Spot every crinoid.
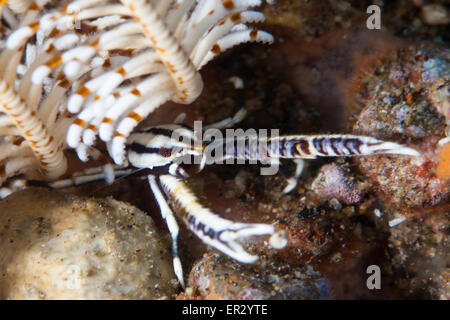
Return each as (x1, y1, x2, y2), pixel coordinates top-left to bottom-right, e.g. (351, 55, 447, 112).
(0, 0, 421, 288)
(2, 0, 273, 165)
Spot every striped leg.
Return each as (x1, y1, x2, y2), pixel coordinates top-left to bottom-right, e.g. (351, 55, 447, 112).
(268, 135, 420, 159)
(148, 175, 185, 288)
(208, 134, 420, 163)
(282, 159, 305, 194)
(26, 167, 136, 189)
(202, 134, 420, 193)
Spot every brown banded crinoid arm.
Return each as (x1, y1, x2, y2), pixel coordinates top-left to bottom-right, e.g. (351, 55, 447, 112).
(0, 77, 67, 186)
(0, 1, 86, 188)
(0, 0, 50, 14)
(4, 0, 274, 167)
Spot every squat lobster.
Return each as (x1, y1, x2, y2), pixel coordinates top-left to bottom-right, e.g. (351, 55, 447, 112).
(32, 107, 420, 287)
(0, 0, 421, 289)
(127, 111, 419, 287)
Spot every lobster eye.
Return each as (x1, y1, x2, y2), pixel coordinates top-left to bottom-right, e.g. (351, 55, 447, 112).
(158, 147, 172, 158)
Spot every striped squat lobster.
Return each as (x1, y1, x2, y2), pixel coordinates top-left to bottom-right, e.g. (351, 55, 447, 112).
(41, 107, 419, 287)
(0, 0, 420, 287)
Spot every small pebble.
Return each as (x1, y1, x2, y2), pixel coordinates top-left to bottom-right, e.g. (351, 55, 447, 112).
(421, 4, 450, 25)
(0, 188, 177, 299)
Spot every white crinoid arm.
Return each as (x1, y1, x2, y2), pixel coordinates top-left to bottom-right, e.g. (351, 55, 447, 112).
(106, 0, 273, 164)
(183, 0, 274, 69)
(2, 0, 52, 14)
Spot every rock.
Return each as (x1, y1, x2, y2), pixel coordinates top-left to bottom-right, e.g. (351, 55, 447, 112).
(310, 162, 368, 206)
(183, 252, 331, 300)
(0, 188, 178, 299)
(353, 44, 449, 208)
(387, 205, 449, 299)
